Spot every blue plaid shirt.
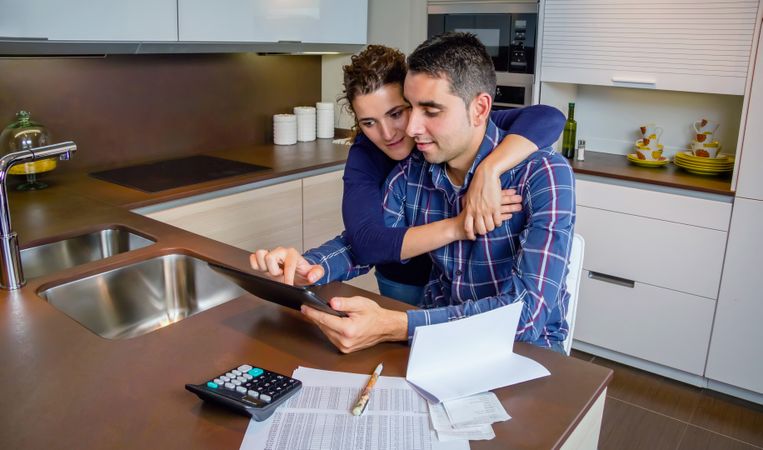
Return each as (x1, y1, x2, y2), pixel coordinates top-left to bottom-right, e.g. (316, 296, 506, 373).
(304, 119, 576, 348)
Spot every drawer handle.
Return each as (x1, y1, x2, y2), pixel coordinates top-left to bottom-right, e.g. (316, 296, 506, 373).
(588, 271, 635, 288)
(611, 76, 656, 86)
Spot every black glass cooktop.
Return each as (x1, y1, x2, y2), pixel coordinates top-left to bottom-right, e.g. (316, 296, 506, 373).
(90, 155, 270, 193)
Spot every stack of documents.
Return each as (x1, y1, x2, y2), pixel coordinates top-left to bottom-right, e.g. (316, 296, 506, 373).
(240, 367, 469, 450)
(429, 392, 510, 442)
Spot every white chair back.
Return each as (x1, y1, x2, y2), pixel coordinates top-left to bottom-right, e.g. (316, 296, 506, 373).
(563, 234, 585, 355)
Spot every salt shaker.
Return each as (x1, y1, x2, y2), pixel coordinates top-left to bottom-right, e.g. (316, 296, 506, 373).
(576, 139, 586, 161)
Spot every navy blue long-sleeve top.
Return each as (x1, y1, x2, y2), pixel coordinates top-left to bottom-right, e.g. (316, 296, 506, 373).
(340, 104, 566, 286)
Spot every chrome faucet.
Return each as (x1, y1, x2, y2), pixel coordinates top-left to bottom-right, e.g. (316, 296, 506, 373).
(0, 142, 77, 290)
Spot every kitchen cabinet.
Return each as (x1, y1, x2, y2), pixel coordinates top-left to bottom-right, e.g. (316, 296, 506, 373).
(145, 180, 304, 253)
(735, 24, 763, 200)
(303, 171, 345, 251)
(145, 170, 380, 294)
(573, 177, 732, 375)
(704, 27, 763, 397)
(0, 0, 177, 41)
(302, 171, 379, 294)
(540, 0, 760, 95)
(178, 0, 367, 44)
(705, 198, 763, 395)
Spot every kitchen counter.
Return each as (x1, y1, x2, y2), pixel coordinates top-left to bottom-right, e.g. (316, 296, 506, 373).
(570, 150, 734, 196)
(21, 139, 352, 211)
(1, 141, 611, 449)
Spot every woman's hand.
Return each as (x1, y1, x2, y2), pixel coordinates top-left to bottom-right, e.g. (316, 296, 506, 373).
(462, 163, 523, 240)
(250, 247, 324, 286)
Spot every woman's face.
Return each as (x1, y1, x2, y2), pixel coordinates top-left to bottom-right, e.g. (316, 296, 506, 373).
(352, 83, 415, 161)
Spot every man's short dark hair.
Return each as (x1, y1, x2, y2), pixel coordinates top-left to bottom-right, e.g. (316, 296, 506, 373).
(407, 32, 496, 108)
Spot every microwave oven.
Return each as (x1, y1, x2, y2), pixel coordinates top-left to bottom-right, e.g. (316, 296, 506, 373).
(427, 1, 538, 108)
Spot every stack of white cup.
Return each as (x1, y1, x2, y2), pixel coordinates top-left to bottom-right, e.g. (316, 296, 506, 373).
(273, 114, 297, 145)
(316, 102, 335, 139)
(294, 106, 317, 142)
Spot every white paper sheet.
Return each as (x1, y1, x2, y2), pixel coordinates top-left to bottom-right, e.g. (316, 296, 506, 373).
(240, 367, 469, 450)
(406, 302, 550, 403)
(428, 402, 495, 442)
(442, 392, 511, 428)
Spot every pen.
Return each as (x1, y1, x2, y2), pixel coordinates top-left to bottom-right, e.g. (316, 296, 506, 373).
(352, 362, 383, 416)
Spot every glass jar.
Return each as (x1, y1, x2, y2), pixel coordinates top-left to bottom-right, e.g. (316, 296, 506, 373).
(0, 111, 56, 190)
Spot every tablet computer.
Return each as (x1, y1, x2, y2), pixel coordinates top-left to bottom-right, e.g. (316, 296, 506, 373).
(208, 262, 347, 318)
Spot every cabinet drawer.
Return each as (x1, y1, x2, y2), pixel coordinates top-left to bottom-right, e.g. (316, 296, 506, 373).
(147, 180, 303, 252)
(576, 178, 731, 231)
(576, 205, 726, 298)
(575, 269, 715, 375)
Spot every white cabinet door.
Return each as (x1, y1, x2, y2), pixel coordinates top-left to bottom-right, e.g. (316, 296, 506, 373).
(540, 0, 759, 95)
(0, 0, 177, 41)
(576, 269, 715, 375)
(178, 0, 367, 44)
(147, 181, 304, 253)
(303, 171, 344, 251)
(736, 26, 763, 201)
(705, 198, 763, 394)
(302, 170, 379, 295)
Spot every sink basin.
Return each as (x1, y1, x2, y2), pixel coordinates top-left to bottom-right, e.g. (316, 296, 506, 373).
(21, 226, 155, 279)
(37, 254, 246, 339)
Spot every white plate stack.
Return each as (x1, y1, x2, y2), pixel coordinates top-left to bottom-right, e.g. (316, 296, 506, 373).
(273, 114, 297, 145)
(294, 106, 316, 142)
(316, 102, 335, 139)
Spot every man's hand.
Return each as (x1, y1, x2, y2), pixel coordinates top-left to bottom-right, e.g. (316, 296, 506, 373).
(300, 296, 408, 353)
(250, 247, 324, 286)
(461, 179, 523, 240)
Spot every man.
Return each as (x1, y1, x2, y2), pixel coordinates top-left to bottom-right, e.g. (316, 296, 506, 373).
(253, 32, 575, 354)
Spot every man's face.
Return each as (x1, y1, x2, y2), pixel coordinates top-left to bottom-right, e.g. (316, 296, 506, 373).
(403, 72, 476, 166)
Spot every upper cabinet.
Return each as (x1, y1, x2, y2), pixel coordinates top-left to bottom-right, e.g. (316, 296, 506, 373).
(0, 0, 367, 54)
(0, 0, 177, 41)
(736, 23, 763, 200)
(540, 0, 760, 95)
(178, 0, 368, 44)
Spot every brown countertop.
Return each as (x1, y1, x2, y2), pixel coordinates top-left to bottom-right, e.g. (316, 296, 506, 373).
(570, 150, 734, 196)
(20, 139, 351, 211)
(0, 141, 611, 449)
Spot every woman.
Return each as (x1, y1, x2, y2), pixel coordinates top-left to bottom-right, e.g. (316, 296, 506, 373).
(253, 45, 565, 304)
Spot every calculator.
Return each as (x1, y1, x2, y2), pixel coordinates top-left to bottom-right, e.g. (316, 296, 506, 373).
(185, 364, 302, 421)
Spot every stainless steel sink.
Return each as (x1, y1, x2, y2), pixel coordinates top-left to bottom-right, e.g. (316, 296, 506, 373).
(21, 227, 155, 279)
(37, 254, 246, 339)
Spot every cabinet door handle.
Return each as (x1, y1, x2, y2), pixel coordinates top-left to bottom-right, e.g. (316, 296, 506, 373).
(588, 271, 635, 288)
(0, 36, 49, 40)
(611, 76, 656, 86)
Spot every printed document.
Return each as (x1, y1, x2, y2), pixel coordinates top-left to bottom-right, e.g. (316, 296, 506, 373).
(406, 302, 550, 403)
(240, 367, 468, 450)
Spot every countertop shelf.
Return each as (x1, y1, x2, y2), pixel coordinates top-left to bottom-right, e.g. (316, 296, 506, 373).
(570, 151, 734, 196)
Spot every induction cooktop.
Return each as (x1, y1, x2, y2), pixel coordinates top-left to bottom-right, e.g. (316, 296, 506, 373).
(90, 155, 270, 193)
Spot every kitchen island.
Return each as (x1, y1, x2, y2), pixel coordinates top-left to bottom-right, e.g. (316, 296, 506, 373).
(0, 141, 611, 449)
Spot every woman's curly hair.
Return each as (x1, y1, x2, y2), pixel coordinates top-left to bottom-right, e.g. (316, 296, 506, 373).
(340, 45, 407, 129)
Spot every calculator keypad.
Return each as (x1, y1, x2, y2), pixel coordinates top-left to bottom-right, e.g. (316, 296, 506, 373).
(204, 365, 300, 406)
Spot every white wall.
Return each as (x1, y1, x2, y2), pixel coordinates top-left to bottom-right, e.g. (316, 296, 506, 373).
(321, 0, 427, 129)
(540, 82, 744, 158)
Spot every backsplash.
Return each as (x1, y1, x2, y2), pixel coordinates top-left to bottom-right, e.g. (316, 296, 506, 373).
(0, 53, 322, 172)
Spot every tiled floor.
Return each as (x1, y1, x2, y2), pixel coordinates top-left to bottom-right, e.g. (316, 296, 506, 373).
(570, 349, 763, 450)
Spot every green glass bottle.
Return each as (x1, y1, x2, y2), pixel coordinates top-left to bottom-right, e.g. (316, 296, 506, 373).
(561, 103, 577, 159)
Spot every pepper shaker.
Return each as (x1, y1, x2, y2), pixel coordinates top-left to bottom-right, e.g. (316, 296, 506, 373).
(576, 139, 586, 161)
